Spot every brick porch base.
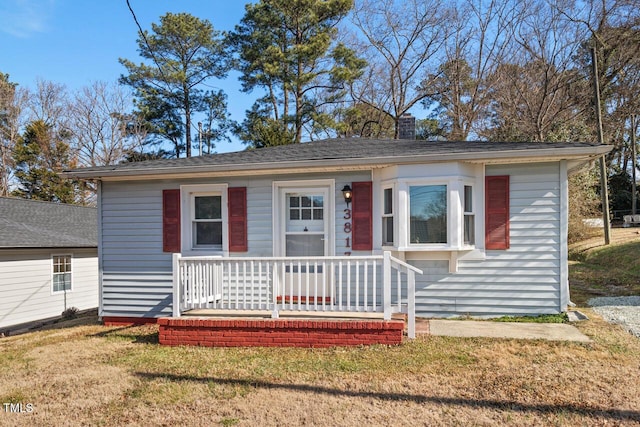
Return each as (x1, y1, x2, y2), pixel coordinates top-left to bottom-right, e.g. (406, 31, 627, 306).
(158, 317, 405, 348)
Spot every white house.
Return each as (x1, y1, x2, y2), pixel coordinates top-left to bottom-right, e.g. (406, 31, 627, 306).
(0, 197, 98, 334)
(65, 138, 611, 325)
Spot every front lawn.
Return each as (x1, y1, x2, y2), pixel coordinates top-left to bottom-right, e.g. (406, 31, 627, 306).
(1, 315, 639, 426)
(569, 228, 640, 306)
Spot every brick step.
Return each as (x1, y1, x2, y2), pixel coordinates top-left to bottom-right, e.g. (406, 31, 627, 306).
(158, 317, 405, 348)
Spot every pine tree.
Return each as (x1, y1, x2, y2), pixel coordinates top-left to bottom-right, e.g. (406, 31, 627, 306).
(12, 120, 76, 203)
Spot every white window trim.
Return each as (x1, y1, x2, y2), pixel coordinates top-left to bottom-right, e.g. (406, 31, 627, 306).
(381, 184, 396, 248)
(272, 179, 335, 257)
(462, 181, 476, 249)
(180, 184, 229, 256)
(51, 254, 73, 295)
(399, 179, 453, 251)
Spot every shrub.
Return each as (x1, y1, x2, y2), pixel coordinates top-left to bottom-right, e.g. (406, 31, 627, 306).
(61, 307, 79, 320)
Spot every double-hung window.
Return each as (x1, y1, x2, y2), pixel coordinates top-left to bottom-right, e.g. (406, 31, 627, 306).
(192, 193, 223, 250)
(382, 187, 394, 246)
(52, 255, 72, 293)
(463, 185, 475, 245)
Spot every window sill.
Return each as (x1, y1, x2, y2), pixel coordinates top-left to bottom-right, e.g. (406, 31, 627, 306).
(397, 245, 454, 252)
(181, 249, 226, 257)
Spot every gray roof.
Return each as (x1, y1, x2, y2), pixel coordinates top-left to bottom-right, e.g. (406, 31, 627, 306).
(0, 197, 97, 249)
(64, 138, 612, 179)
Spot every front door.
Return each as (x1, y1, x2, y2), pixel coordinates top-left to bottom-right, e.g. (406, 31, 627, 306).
(285, 191, 326, 257)
(277, 186, 332, 302)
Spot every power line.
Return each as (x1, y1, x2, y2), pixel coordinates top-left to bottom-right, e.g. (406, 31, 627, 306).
(125, 0, 169, 83)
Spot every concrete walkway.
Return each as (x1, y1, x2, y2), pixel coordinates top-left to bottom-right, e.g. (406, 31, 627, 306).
(416, 319, 591, 342)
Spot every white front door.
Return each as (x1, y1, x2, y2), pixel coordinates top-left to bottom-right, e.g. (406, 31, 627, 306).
(276, 185, 333, 301)
(285, 191, 326, 257)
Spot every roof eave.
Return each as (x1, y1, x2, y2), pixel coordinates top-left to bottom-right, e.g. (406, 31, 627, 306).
(63, 145, 613, 181)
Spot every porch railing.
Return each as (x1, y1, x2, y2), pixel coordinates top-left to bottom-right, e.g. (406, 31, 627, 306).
(172, 252, 422, 338)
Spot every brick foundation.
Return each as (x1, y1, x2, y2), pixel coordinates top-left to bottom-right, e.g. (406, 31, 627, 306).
(102, 316, 158, 326)
(158, 317, 405, 348)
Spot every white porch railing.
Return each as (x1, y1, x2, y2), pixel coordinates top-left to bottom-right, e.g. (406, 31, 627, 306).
(172, 252, 422, 338)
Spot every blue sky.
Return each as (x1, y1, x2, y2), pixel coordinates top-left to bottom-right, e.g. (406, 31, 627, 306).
(0, 0, 252, 153)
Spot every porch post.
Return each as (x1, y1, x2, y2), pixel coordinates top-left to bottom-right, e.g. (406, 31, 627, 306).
(407, 270, 416, 339)
(271, 261, 279, 319)
(172, 253, 181, 318)
(383, 251, 391, 320)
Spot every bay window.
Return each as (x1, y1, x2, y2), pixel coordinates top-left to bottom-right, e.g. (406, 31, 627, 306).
(409, 185, 447, 244)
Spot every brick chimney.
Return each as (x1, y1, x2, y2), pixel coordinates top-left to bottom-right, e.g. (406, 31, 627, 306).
(398, 113, 416, 140)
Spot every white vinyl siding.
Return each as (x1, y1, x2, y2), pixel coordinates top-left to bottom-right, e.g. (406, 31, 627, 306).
(99, 172, 371, 318)
(0, 249, 98, 330)
(408, 163, 563, 317)
(98, 161, 566, 319)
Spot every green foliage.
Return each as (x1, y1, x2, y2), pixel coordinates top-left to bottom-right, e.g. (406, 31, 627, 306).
(568, 169, 602, 243)
(569, 237, 640, 305)
(415, 118, 446, 140)
(231, 0, 363, 146)
(61, 307, 79, 320)
(331, 103, 395, 138)
(11, 120, 77, 203)
(0, 72, 18, 196)
(492, 313, 569, 323)
(0, 72, 16, 125)
(424, 58, 478, 140)
(608, 166, 635, 213)
(235, 103, 296, 148)
(120, 13, 232, 158)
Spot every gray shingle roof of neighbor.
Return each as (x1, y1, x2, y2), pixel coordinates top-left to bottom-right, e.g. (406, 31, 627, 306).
(0, 197, 97, 248)
(64, 138, 612, 179)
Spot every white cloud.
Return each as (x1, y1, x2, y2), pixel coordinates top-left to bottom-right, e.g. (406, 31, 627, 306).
(0, 0, 55, 38)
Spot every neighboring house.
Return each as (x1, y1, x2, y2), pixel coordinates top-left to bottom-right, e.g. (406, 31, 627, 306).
(0, 197, 98, 333)
(65, 138, 611, 322)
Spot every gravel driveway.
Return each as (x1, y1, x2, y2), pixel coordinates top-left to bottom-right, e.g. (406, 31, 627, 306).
(588, 296, 640, 338)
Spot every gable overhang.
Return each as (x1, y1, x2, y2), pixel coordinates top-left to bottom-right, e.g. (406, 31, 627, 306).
(63, 145, 612, 182)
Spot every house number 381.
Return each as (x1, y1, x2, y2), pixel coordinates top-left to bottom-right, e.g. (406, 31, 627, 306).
(344, 208, 352, 256)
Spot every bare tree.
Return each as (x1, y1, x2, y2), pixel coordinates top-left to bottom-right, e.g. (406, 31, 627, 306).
(423, 0, 519, 140)
(68, 81, 145, 167)
(553, 0, 640, 155)
(348, 0, 449, 138)
(27, 79, 68, 128)
(484, 0, 591, 142)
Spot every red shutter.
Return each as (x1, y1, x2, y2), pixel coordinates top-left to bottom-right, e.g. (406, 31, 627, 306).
(162, 189, 181, 253)
(228, 187, 248, 252)
(485, 176, 510, 250)
(352, 181, 373, 251)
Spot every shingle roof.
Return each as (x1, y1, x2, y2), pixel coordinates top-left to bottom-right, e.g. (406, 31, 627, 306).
(65, 138, 612, 179)
(0, 197, 97, 248)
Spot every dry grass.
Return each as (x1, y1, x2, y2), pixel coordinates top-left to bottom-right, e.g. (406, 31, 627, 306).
(2, 230, 639, 425)
(1, 316, 639, 426)
(569, 228, 640, 306)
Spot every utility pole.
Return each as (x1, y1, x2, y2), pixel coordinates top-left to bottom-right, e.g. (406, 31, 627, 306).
(591, 47, 611, 245)
(198, 122, 203, 157)
(632, 114, 637, 215)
